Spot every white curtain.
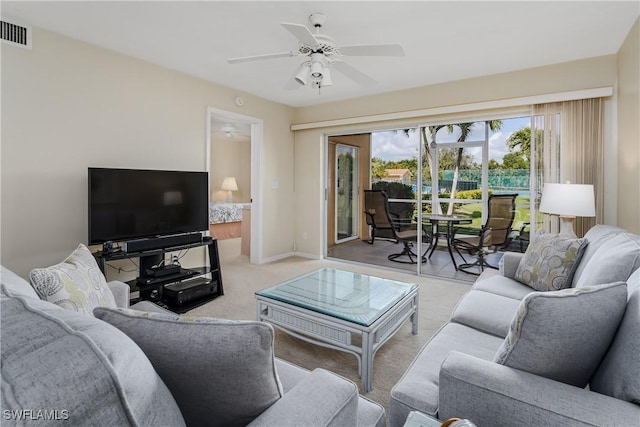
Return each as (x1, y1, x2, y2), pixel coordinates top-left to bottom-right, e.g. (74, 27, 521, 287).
(531, 103, 561, 235)
(532, 98, 604, 237)
(561, 98, 604, 236)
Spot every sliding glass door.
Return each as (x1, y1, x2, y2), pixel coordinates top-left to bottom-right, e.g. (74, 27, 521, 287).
(326, 114, 536, 279)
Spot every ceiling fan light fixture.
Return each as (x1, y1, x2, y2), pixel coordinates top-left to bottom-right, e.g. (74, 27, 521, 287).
(294, 62, 311, 86)
(310, 61, 323, 81)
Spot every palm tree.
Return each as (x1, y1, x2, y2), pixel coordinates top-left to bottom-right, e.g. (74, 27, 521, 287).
(506, 127, 532, 164)
(421, 121, 502, 214)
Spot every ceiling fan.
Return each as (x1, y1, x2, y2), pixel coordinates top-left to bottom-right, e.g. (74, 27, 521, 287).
(227, 13, 405, 91)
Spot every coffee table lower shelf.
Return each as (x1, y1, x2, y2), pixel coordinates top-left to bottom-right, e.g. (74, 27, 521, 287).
(256, 289, 418, 392)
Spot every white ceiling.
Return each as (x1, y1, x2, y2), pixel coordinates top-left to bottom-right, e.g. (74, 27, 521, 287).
(2, 1, 638, 107)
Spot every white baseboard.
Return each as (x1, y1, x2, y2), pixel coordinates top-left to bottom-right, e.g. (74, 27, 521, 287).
(292, 251, 323, 260)
(257, 251, 322, 264)
(258, 252, 296, 264)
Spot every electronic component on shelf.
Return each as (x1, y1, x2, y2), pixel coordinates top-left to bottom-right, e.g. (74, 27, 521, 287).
(145, 264, 181, 277)
(164, 279, 219, 306)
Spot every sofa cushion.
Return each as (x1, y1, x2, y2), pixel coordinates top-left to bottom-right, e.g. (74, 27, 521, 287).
(247, 368, 359, 427)
(514, 232, 587, 291)
(29, 244, 117, 315)
(572, 225, 627, 285)
(274, 359, 385, 427)
(94, 307, 283, 427)
(450, 290, 522, 337)
(390, 322, 504, 423)
(590, 289, 640, 405)
(493, 282, 627, 388)
(472, 270, 533, 301)
(1, 265, 39, 299)
(573, 232, 640, 288)
(0, 285, 185, 426)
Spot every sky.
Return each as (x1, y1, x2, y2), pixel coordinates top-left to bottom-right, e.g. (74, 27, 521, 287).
(371, 116, 530, 164)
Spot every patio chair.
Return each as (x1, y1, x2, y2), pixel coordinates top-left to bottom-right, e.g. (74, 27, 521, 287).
(452, 193, 518, 274)
(363, 189, 397, 244)
(516, 222, 531, 252)
(364, 190, 427, 264)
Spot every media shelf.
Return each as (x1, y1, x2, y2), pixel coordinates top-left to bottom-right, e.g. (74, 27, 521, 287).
(94, 238, 223, 314)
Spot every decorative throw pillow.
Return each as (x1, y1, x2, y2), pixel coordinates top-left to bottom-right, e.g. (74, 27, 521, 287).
(1, 285, 185, 426)
(514, 232, 588, 291)
(93, 307, 283, 427)
(493, 282, 627, 388)
(29, 244, 117, 315)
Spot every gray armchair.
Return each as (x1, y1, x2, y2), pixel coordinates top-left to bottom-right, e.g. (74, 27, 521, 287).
(2, 266, 386, 427)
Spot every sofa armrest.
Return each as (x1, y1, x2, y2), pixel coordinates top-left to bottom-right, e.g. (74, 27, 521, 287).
(439, 351, 640, 427)
(500, 252, 524, 279)
(107, 280, 130, 308)
(248, 368, 358, 427)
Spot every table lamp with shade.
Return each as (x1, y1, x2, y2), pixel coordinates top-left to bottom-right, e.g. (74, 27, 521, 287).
(539, 182, 595, 237)
(221, 177, 238, 203)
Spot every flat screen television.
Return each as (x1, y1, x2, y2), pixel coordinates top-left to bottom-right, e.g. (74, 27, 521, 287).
(88, 168, 209, 245)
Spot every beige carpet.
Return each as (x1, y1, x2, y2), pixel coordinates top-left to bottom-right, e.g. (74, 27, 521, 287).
(188, 240, 472, 418)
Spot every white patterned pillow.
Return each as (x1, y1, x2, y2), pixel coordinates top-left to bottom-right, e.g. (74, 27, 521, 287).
(494, 282, 627, 387)
(29, 244, 117, 315)
(514, 232, 587, 291)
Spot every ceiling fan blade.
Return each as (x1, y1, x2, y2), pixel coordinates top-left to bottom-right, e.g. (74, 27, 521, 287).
(281, 22, 319, 48)
(333, 61, 377, 88)
(339, 44, 405, 57)
(228, 52, 293, 64)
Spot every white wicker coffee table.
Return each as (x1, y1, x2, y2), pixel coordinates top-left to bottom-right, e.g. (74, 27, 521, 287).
(255, 268, 419, 392)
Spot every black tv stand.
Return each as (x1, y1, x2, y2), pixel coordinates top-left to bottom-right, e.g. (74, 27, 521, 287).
(94, 238, 223, 314)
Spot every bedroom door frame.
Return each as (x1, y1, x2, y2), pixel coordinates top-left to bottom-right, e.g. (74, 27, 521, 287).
(206, 106, 263, 264)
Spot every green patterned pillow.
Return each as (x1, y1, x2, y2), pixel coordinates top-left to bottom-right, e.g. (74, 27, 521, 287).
(29, 244, 117, 315)
(514, 232, 588, 291)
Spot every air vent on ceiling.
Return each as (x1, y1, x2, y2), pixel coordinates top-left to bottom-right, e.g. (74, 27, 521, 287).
(1, 19, 32, 49)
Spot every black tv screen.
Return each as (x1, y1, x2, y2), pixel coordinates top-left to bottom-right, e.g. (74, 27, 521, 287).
(88, 168, 209, 244)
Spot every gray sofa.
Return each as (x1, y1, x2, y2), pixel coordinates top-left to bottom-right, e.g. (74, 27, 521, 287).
(1, 266, 385, 427)
(390, 225, 640, 427)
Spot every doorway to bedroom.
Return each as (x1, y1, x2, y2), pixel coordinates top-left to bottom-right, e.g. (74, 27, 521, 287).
(207, 107, 263, 263)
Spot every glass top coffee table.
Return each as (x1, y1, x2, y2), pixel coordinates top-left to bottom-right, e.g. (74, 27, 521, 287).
(255, 268, 419, 392)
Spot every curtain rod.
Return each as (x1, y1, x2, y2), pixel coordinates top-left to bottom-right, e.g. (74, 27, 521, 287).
(290, 86, 614, 131)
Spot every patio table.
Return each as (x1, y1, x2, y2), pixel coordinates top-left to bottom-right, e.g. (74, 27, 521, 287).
(423, 215, 472, 270)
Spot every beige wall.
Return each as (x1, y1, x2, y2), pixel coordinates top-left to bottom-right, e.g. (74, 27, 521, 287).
(617, 18, 640, 234)
(1, 28, 295, 277)
(210, 133, 251, 203)
(294, 56, 617, 125)
(293, 56, 621, 257)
